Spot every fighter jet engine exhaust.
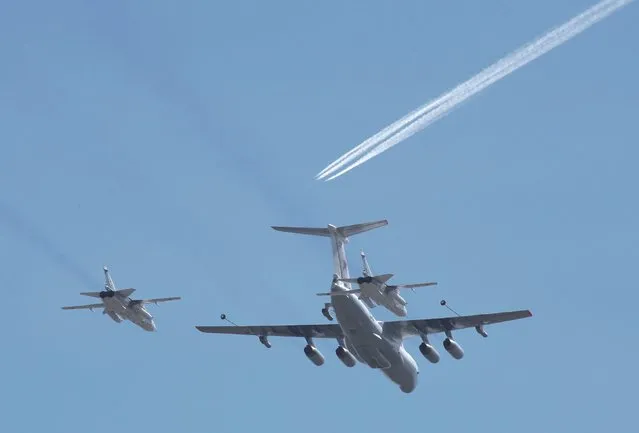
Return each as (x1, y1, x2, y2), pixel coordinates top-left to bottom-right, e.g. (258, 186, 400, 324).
(316, 0, 635, 181)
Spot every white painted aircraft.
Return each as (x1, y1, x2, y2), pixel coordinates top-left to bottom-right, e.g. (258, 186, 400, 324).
(317, 249, 437, 318)
(61, 266, 181, 332)
(196, 220, 532, 393)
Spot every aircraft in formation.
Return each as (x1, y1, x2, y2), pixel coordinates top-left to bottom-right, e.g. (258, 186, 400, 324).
(196, 220, 533, 394)
(317, 248, 437, 318)
(61, 266, 181, 332)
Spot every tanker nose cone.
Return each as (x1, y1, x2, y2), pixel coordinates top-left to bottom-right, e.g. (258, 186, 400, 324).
(399, 377, 417, 393)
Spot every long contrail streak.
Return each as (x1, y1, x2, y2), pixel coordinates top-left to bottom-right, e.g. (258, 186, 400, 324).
(316, 0, 633, 181)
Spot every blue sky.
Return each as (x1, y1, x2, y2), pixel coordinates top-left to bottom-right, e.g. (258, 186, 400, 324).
(1, 0, 637, 431)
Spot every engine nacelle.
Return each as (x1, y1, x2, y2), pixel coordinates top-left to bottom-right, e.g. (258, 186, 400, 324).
(304, 344, 325, 366)
(418, 342, 440, 364)
(443, 338, 464, 360)
(105, 310, 123, 323)
(259, 335, 272, 348)
(390, 291, 407, 306)
(475, 324, 488, 338)
(335, 346, 357, 367)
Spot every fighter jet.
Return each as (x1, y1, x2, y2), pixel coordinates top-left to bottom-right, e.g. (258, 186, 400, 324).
(317, 249, 437, 318)
(61, 266, 181, 332)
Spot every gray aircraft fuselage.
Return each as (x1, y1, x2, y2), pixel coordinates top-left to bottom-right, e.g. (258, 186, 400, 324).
(101, 292, 156, 332)
(331, 286, 419, 392)
(327, 226, 419, 393)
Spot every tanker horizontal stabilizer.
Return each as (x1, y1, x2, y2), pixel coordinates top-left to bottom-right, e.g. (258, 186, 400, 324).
(272, 219, 387, 239)
(61, 303, 104, 311)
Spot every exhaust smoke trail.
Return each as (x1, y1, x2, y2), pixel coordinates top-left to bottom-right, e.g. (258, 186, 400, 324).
(0, 201, 97, 287)
(317, 0, 634, 181)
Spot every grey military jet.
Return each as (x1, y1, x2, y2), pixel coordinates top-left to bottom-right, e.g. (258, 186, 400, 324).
(323, 249, 437, 317)
(61, 266, 180, 331)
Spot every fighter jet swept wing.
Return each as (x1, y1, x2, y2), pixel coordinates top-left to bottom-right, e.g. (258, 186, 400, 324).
(133, 297, 182, 305)
(326, 277, 437, 294)
(61, 303, 104, 311)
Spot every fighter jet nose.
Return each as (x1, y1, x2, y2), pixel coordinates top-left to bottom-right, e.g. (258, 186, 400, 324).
(143, 320, 157, 332)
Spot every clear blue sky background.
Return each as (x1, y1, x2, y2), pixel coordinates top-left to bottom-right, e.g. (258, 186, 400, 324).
(1, 0, 637, 432)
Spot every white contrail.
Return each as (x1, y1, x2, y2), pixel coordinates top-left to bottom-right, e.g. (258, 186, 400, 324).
(315, 36, 542, 179)
(322, 0, 631, 180)
(317, 0, 629, 180)
(317, 0, 633, 180)
(315, 51, 526, 179)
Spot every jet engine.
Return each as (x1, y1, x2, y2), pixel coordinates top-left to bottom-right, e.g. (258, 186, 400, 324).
(395, 294, 407, 306)
(335, 346, 357, 367)
(389, 291, 407, 306)
(304, 345, 325, 366)
(443, 338, 464, 360)
(418, 342, 440, 364)
(105, 310, 123, 323)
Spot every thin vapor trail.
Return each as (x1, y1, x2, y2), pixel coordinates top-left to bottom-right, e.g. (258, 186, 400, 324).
(315, 33, 545, 179)
(0, 201, 97, 288)
(317, 0, 633, 181)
